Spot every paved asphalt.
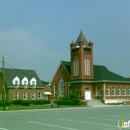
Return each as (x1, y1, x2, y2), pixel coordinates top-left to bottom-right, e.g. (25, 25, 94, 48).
(0, 105, 130, 130)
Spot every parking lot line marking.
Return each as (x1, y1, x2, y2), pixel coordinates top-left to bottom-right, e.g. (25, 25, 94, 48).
(0, 127, 8, 130)
(87, 117, 117, 121)
(10, 112, 21, 114)
(34, 112, 45, 113)
(29, 121, 78, 130)
(104, 128, 118, 130)
(110, 115, 130, 118)
(61, 119, 117, 128)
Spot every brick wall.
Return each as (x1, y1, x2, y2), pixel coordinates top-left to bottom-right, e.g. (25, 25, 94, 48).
(51, 64, 71, 100)
(8, 88, 44, 101)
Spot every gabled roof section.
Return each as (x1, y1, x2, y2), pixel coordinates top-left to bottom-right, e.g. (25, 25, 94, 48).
(61, 61, 71, 76)
(0, 68, 43, 88)
(94, 65, 129, 81)
(60, 61, 129, 82)
(75, 30, 89, 46)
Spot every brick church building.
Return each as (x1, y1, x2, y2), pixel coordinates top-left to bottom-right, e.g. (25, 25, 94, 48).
(51, 30, 130, 103)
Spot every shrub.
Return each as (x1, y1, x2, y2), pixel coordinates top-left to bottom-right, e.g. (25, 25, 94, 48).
(29, 100, 50, 105)
(21, 101, 30, 106)
(54, 99, 79, 106)
(13, 100, 22, 105)
(0, 101, 13, 106)
(41, 100, 50, 104)
(71, 98, 80, 105)
(0, 101, 4, 106)
(70, 94, 78, 99)
(6, 101, 12, 106)
(61, 97, 71, 100)
(64, 100, 74, 105)
(54, 100, 63, 105)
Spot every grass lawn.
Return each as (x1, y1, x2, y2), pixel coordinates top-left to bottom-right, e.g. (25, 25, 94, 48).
(0, 104, 86, 111)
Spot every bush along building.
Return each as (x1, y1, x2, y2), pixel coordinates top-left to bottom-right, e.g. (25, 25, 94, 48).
(0, 68, 52, 101)
(51, 30, 130, 104)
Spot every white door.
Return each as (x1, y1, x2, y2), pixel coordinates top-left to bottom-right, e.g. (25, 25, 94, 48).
(85, 90, 91, 100)
(44, 95, 48, 100)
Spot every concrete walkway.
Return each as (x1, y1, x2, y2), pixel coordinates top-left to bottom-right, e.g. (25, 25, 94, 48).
(87, 99, 104, 106)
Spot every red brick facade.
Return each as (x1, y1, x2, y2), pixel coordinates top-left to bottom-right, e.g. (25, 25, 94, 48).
(0, 69, 52, 101)
(51, 64, 70, 100)
(51, 31, 130, 103)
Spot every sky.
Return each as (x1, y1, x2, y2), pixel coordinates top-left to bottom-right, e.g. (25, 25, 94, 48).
(0, 0, 130, 82)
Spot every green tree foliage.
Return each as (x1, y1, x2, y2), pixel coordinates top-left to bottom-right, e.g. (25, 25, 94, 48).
(41, 80, 49, 86)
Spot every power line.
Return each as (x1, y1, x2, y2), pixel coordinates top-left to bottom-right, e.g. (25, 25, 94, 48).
(0, 62, 43, 82)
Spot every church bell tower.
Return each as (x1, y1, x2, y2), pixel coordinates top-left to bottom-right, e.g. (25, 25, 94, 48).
(70, 30, 94, 80)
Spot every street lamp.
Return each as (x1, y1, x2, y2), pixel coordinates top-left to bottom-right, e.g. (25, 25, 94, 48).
(2, 55, 13, 110)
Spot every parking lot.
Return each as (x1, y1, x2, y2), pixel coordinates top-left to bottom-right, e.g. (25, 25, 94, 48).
(0, 105, 130, 130)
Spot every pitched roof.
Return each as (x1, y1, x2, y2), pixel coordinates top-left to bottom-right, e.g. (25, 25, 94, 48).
(61, 61, 71, 75)
(93, 65, 129, 81)
(0, 68, 43, 88)
(61, 61, 129, 82)
(75, 30, 89, 46)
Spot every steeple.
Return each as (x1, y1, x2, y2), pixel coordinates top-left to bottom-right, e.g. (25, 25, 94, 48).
(75, 30, 89, 46)
(70, 30, 94, 80)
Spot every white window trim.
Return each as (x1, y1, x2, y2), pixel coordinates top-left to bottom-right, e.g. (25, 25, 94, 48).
(74, 59, 79, 76)
(23, 93, 27, 100)
(30, 77, 37, 86)
(117, 87, 120, 96)
(12, 76, 20, 86)
(38, 93, 42, 99)
(123, 87, 126, 96)
(85, 59, 90, 76)
(54, 84, 57, 97)
(106, 87, 110, 96)
(59, 79, 64, 97)
(21, 77, 28, 87)
(31, 93, 35, 100)
(14, 92, 19, 100)
(128, 88, 130, 95)
(112, 87, 115, 96)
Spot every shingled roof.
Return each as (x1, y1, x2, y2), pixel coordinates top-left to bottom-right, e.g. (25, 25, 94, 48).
(93, 65, 129, 81)
(0, 68, 43, 88)
(75, 30, 89, 46)
(61, 61, 71, 75)
(61, 61, 129, 82)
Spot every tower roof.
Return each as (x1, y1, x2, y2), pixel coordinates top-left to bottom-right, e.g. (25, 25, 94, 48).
(75, 30, 89, 46)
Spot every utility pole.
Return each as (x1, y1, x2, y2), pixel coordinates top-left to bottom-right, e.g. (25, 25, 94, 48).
(2, 56, 6, 110)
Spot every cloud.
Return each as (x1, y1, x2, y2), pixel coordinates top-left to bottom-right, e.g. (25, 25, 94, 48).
(0, 27, 45, 56)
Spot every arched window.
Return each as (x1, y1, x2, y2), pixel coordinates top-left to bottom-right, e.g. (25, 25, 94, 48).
(74, 59, 79, 76)
(54, 84, 57, 97)
(84, 59, 90, 76)
(106, 87, 110, 95)
(96, 86, 100, 96)
(123, 87, 126, 95)
(59, 78, 64, 97)
(118, 87, 120, 95)
(112, 87, 115, 96)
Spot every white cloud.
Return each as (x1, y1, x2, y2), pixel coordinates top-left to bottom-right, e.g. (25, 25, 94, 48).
(0, 27, 45, 56)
